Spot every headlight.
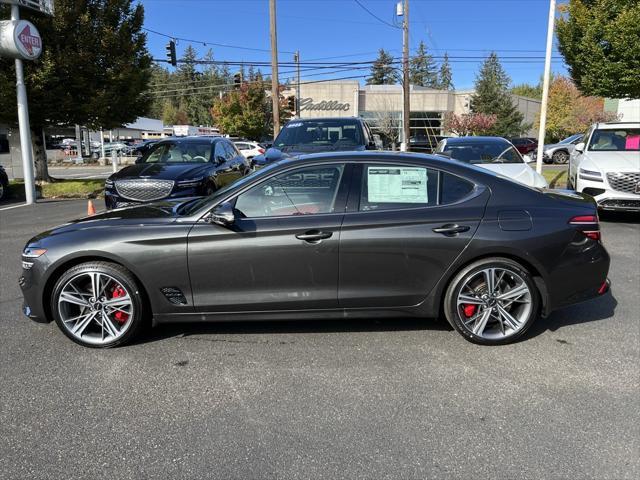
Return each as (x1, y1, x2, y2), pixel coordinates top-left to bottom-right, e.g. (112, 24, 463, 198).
(23, 246, 47, 258)
(177, 177, 204, 187)
(579, 168, 603, 182)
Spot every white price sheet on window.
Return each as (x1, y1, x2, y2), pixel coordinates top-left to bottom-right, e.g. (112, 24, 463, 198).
(367, 166, 428, 203)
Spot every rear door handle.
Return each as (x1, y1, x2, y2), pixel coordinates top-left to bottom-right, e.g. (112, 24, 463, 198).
(432, 224, 471, 236)
(295, 230, 333, 243)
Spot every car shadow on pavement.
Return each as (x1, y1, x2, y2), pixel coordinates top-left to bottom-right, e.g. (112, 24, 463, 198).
(134, 316, 454, 346)
(599, 211, 640, 223)
(524, 291, 618, 340)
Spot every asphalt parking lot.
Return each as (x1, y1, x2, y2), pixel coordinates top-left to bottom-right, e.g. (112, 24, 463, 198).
(0, 200, 638, 479)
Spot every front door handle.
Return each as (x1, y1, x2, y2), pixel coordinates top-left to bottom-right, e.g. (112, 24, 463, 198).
(432, 224, 470, 236)
(295, 230, 333, 243)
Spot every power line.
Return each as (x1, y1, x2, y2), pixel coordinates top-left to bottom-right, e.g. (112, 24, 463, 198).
(353, 0, 400, 29)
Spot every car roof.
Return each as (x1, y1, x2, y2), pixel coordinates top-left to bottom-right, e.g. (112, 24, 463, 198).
(444, 136, 510, 144)
(156, 136, 223, 145)
(594, 122, 640, 130)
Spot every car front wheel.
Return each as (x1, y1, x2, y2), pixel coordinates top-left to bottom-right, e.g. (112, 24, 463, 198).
(51, 261, 148, 348)
(553, 150, 569, 164)
(444, 258, 539, 345)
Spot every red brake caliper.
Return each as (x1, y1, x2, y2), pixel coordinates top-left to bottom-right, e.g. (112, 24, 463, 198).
(462, 304, 477, 318)
(111, 285, 129, 324)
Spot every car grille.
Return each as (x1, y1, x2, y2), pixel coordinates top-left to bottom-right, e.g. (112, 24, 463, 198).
(115, 179, 174, 202)
(606, 172, 640, 194)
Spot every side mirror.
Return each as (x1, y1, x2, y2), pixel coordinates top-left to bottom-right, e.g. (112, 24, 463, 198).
(209, 202, 235, 227)
(215, 155, 226, 164)
(574, 142, 585, 153)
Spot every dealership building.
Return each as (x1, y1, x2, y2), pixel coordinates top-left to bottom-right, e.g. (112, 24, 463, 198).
(286, 80, 541, 144)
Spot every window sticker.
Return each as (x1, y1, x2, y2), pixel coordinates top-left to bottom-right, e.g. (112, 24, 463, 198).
(367, 166, 428, 203)
(286, 122, 303, 128)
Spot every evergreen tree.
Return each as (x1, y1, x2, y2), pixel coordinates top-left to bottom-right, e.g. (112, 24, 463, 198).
(0, 0, 151, 180)
(366, 49, 398, 85)
(470, 53, 525, 137)
(438, 53, 454, 90)
(409, 41, 438, 87)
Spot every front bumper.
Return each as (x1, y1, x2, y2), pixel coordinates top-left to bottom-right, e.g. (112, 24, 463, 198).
(577, 176, 640, 211)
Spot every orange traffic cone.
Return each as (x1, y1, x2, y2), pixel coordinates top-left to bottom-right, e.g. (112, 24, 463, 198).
(87, 200, 96, 216)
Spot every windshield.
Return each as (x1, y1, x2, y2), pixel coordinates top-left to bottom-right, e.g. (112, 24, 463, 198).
(274, 119, 363, 151)
(440, 142, 524, 164)
(177, 161, 284, 216)
(559, 134, 582, 144)
(588, 128, 640, 151)
(141, 141, 212, 163)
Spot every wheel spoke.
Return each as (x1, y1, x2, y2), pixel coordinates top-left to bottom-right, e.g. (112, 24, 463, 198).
(71, 311, 97, 336)
(457, 294, 484, 305)
(497, 305, 521, 331)
(497, 283, 530, 302)
(100, 312, 120, 339)
(472, 308, 492, 335)
(59, 291, 89, 307)
(483, 268, 496, 294)
(103, 295, 131, 308)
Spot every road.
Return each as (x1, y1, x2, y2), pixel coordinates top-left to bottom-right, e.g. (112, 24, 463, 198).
(0, 200, 638, 479)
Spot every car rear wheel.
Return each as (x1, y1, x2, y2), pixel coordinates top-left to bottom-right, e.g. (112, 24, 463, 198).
(51, 261, 148, 348)
(0, 181, 6, 201)
(553, 150, 569, 164)
(444, 258, 539, 345)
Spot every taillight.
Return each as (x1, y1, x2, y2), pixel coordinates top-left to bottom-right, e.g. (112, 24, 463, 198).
(569, 215, 601, 241)
(258, 148, 265, 154)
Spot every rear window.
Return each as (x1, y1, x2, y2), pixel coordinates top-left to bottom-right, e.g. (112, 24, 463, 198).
(439, 141, 524, 164)
(359, 164, 475, 211)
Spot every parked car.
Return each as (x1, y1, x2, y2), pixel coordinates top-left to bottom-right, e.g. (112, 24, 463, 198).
(434, 136, 548, 188)
(509, 137, 538, 156)
(568, 122, 640, 211)
(21, 151, 610, 348)
(234, 140, 265, 160)
(409, 135, 449, 154)
(0, 164, 9, 201)
(533, 133, 583, 164)
(251, 117, 380, 166)
(104, 136, 250, 209)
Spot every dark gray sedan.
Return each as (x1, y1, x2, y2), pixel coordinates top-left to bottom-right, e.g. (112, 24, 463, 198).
(20, 152, 610, 348)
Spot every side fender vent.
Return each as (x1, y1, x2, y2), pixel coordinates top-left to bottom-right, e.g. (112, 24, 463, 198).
(160, 287, 188, 305)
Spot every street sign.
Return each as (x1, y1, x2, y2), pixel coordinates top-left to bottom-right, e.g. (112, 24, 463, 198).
(0, 19, 42, 59)
(0, 1, 54, 16)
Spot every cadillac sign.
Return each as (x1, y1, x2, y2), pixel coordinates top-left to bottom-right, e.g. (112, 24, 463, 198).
(299, 97, 351, 113)
(0, 19, 42, 60)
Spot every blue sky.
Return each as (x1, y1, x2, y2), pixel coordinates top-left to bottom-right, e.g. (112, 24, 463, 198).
(139, 0, 566, 90)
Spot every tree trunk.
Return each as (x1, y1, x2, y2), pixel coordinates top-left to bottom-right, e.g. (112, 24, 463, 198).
(30, 126, 51, 182)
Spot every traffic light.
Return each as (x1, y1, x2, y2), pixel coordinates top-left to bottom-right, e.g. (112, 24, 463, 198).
(165, 40, 177, 67)
(287, 96, 296, 111)
(233, 72, 242, 88)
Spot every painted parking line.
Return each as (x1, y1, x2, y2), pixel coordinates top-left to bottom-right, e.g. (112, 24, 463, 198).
(0, 202, 29, 211)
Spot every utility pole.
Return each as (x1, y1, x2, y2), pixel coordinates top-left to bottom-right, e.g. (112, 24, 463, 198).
(536, 0, 556, 175)
(10, 4, 36, 204)
(269, 0, 280, 138)
(401, 0, 410, 152)
(294, 50, 301, 118)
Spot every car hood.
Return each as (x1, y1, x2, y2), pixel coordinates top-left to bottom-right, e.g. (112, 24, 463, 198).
(477, 163, 548, 188)
(253, 145, 366, 165)
(544, 142, 574, 151)
(30, 199, 189, 243)
(582, 151, 640, 172)
(109, 162, 210, 181)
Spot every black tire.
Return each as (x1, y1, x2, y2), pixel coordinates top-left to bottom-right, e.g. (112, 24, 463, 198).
(0, 180, 6, 201)
(552, 150, 569, 164)
(51, 261, 148, 348)
(443, 257, 540, 346)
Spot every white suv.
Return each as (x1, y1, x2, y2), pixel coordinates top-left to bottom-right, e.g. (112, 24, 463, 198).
(568, 122, 640, 212)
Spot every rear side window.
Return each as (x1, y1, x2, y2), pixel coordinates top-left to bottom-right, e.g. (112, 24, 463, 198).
(358, 164, 475, 211)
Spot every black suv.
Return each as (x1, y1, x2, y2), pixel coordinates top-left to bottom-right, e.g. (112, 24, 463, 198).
(105, 137, 250, 209)
(252, 117, 381, 166)
(0, 164, 8, 201)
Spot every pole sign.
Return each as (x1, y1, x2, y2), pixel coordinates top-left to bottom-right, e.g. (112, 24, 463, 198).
(0, 19, 42, 60)
(0, 1, 54, 16)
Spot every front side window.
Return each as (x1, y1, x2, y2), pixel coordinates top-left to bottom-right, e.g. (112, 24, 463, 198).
(141, 142, 211, 164)
(588, 128, 640, 151)
(439, 141, 524, 164)
(234, 164, 345, 218)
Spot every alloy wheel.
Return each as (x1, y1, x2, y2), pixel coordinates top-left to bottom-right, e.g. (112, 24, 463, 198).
(57, 271, 134, 346)
(456, 267, 532, 340)
(553, 151, 569, 164)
